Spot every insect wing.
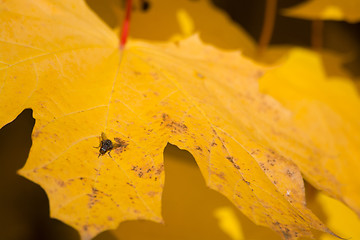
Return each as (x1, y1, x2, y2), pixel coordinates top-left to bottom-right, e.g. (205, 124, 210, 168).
(101, 132, 108, 141)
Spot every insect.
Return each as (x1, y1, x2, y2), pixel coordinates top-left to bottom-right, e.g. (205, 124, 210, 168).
(95, 132, 126, 157)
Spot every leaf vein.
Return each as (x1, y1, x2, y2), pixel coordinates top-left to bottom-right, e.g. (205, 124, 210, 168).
(34, 134, 99, 171)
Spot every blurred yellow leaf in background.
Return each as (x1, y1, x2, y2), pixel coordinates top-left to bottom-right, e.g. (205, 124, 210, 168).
(260, 48, 360, 216)
(283, 0, 360, 22)
(87, 0, 256, 55)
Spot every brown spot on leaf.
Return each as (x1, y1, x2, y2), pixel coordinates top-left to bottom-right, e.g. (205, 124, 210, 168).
(195, 146, 202, 151)
(32, 130, 41, 138)
(213, 171, 225, 180)
(226, 156, 240, 169)
(92, 187, 98, 194)
(259, 162, 269, 172)
(147, 191, 157, 197)
(57, 179, 65, 187)
(126, 182, 135, 188)
(156, 164, 164, 175)
(195, 71, 205, 79)
(87, 187, 100, 208)
(161, 113, 187, 133)
(250, 149, 260, 155)
(114, 137, 128, 153)
(266, 155, 276, 166)
(243, 179, 250, 185)
(131, 165, 138, 171)
(282, 228, 292, 239)
(138, 172, 143, 178)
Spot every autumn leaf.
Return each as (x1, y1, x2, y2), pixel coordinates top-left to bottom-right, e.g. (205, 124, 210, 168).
(2, 1, 359, 240)
(282, 0, 360, 23)
(112, 144, 281, 240)
(259, 48, 360, 216)
(113, 146, 360, 240)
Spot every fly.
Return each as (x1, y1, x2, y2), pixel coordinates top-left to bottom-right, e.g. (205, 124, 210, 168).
(95, 132, 126, 157)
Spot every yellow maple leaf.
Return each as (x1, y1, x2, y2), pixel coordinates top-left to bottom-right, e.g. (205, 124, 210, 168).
(2, 1, 357, 240)
(282, 0, 360, 23)
(259, 48, 360, 216)
(114, 147, 360, 240)
(112, 145, 281, 240)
